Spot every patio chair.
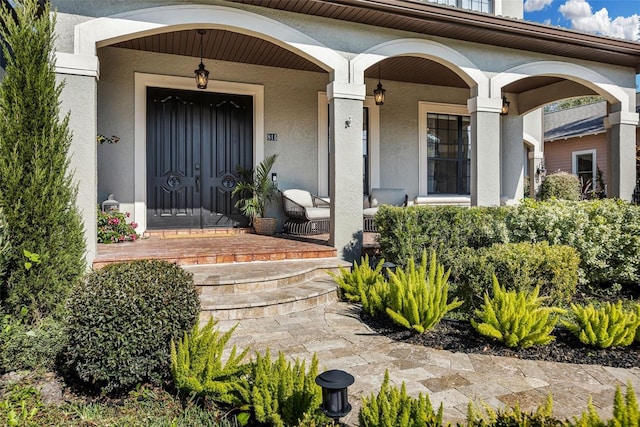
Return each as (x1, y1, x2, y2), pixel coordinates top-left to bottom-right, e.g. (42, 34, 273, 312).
(363, 188, 408, 232)
(281, 189, 331, 235)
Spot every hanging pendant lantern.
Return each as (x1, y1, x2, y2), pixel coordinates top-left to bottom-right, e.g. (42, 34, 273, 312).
(194, 29, 209, 89)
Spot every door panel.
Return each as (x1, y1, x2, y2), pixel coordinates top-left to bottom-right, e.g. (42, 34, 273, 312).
(201, 94, 253, 227)
(147, 87, 252, 229)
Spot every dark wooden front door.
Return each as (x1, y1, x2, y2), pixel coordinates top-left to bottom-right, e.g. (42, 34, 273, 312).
(146, 87, 253, 229)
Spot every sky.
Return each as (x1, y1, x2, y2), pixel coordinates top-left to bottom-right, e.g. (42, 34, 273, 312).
(522, 0, 640, 90)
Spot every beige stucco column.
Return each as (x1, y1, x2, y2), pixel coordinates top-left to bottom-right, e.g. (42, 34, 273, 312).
(56, 52, 99, 267)
(468, 96, 502, 206)
(501, 112, 525, 204)
(327, 81, 366, 261)
(605, 108, 638, 201)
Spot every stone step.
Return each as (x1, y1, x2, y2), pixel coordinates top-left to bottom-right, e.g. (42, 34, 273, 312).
(183, 258, 350, 320)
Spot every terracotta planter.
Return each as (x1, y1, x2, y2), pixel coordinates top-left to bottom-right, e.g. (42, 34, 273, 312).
(253, 217, 276, 235)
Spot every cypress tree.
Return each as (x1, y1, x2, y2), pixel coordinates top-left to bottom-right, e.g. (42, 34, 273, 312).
(0, 0, 85, 320)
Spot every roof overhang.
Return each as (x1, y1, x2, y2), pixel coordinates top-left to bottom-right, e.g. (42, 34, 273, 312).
(228, 0, 640, 73)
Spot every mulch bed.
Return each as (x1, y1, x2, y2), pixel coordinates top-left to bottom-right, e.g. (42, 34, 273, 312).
(361, 313, 640, 369)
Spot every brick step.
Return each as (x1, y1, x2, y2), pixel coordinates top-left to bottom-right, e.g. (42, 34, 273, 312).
(184, 258, 349, 320)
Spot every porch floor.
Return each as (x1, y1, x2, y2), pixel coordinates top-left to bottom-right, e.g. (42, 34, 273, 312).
(94, 229, 380, 268)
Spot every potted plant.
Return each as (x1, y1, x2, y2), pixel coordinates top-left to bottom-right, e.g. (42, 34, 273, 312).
(232, 154, 278, 235)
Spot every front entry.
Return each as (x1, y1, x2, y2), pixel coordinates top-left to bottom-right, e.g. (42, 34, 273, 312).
(146, 87, 253, 229)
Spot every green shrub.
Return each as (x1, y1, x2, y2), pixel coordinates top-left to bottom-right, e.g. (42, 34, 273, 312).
(506, 199, 640, 286)
(65, 260, 200, 394)
(569, 383, 638, 427)
(249, 350, 322, 427)
(450, 242, 580, 312)
(561, 301, 640, 348)
(375, 205, 509, 268)
(471, 277, 565, 348)
(329, 255, 386, 303)
(0, 383, 41, 426)
(539, 171, 581, 201)
(467, 394, 559, 427)
(377, 200, 640, 289)
(0, 308, 67, 373)
(0, 208, 11, 284)
(171, 318, 250, 408)
(385, 251, 462, 334)
(359, 370, 443, 427)
(0, 0, 86, 320)
(97, 206, 139, 243)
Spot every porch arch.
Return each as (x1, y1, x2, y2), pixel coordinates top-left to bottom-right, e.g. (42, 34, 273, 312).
(491, 61, 634, 114)
(351, 38, 488, 96)
(74, 4, 349, 82)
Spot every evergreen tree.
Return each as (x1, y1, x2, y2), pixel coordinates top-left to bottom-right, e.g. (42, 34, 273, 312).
(0, 0, 85, 320)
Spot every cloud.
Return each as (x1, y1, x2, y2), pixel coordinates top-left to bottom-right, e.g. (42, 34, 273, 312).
(558, 0, 639, 40)
(524, 0, 554, 12)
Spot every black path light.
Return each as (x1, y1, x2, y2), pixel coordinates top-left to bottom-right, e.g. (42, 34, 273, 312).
(315, 369, 355, 425)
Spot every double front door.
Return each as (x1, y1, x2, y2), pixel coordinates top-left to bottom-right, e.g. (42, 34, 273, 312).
(146, 87, 253, 228)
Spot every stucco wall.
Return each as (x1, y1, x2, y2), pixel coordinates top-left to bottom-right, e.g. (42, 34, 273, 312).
(376, 79, 469, 198)
(58, 73, 97, 262)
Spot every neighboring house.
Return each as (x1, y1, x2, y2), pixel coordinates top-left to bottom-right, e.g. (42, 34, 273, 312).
(36, 0, 640, 262)
(543, 94, 640, 196)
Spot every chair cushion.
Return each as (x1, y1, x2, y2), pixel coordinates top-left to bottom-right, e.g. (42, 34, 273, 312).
(283, 189, 314, 208)
(369, 188, 406, 207)
(363, 207, 378, 218)
(305, 207, 331, 220)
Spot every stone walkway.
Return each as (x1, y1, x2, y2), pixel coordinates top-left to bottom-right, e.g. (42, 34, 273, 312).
(220, 302, 640, 426)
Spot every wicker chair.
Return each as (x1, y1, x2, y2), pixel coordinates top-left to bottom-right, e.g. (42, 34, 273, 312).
(281, 189, 331, 235)
(363, 188, 408, 232)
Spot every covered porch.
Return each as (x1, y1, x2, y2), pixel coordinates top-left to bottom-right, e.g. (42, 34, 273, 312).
(53, 1, 640, 267)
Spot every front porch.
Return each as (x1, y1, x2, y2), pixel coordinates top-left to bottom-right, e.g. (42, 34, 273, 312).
(94, 229, 381, 269)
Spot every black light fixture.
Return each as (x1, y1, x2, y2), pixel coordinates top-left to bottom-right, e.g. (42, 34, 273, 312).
(194, 29, 209, 89)
(536, 160, 546, 182)
(315, 369, 354, 424)
(381, 261, 397, 280)
(373, 64, 385, 106)
(500, 95, 510, 115)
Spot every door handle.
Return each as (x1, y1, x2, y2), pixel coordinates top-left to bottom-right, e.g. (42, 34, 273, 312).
(195, 176, 200, 192)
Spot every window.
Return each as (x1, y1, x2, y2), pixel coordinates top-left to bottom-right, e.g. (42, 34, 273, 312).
(426, 113, 471, 194)
(572, 149, 596, 191)
(427, 0, 493, 13)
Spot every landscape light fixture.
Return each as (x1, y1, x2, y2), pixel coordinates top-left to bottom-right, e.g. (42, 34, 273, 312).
(500, 95, 510, 115)
(373, 64, 386, 106)
(194, 29, 209, 89)
(315, 369, 354, 425)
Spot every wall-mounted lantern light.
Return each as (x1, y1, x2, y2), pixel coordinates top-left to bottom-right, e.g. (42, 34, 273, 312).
(500, 95, 510, 116)
(315, 369, 354, 424)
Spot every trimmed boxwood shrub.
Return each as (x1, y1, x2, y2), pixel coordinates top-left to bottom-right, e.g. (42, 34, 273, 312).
(449, 242, 580, 312)
(507, 198, 640, 286)
(375, 205, 509, 268)
(65, 260, 200, 394)
(539, 171, 581, 201)
(376, 199, 640, 288)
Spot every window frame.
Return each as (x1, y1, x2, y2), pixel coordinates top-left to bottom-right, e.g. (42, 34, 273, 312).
(418, 102, 469, 195)
(571, 148, 597, 190)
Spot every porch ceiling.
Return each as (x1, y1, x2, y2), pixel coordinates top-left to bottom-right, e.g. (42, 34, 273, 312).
(228, 0, 640, 73)
(111, 29, 469, 88)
